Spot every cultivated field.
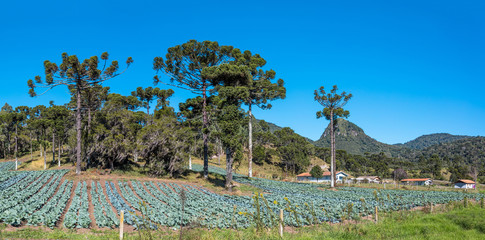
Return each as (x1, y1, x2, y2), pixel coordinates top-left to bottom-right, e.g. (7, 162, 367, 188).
(0, 161, 483, 232)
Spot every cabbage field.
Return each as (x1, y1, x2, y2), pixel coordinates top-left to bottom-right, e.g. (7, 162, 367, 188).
(0, 161, 482, 229)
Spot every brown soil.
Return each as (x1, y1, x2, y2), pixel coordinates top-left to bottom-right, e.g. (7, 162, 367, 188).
(86, 180, 97, 228)
(98, 179, 120, 219)
(141, 181, 170, 205)
(127, 181, 153, 208)
(111, 180, 143, 216)
(57, 180, 76, 228)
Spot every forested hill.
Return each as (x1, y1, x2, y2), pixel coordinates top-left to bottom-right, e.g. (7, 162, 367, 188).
(395, 133, 471, 150)
(253, 118, 315, 144)
(312, 119, 402, 156)
(403, 137, 485, 164)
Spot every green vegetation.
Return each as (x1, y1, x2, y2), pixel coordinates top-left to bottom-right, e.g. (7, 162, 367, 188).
(1, 201, 484, 239)
(397, 133, 470, 150)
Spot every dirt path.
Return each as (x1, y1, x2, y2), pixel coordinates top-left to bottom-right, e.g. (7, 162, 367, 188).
(86, 180, 97, 229)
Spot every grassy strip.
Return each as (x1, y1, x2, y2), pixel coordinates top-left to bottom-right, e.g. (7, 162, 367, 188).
(1, 203, 484, 239)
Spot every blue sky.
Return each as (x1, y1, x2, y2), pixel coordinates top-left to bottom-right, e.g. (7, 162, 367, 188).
(1, 0, 484, 144)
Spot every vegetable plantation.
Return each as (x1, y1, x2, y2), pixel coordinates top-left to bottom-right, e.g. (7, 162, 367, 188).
(0, 161, 482, 230)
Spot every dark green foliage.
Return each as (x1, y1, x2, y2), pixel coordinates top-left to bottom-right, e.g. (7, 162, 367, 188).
(252, 145, 271, 165)
(310, 166, 323, 179)
(154, 40, 234, 179)
(274, 127, 313, 175)
(138, 115, 192, 177)
(89, 93, 143, 169)
(419, 154, 443, 179)
(27, 52, 132, 174)
(131, 87, 174, 116)
(398, 133, 470, 150)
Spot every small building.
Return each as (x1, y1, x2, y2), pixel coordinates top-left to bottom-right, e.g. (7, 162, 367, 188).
(454, 179, 476, 189)
(353, 176, 381, 183)
(296, 171, 349, 182)
(400, 178, 432, 186)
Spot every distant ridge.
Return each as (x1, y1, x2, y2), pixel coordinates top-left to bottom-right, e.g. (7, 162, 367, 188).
(312, 119, 402, 156)
(395, 133, 471, 150)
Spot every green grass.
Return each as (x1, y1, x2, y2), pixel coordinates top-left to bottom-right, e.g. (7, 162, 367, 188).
(2, 204, 484, 239)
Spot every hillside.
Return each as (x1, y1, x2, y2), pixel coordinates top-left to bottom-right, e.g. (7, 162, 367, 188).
(312, 119, 404, 156)
(403, 137, 485, 164)
(396, 133, 470, 150)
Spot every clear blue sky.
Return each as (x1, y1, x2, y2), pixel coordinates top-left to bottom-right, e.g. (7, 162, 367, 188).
(1, 0, 484, 144)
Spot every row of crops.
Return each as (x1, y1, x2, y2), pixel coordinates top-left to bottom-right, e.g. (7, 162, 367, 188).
(191, 164, 485, 226)
(0, 162, 483, 230)
(0, 161, 19, 171)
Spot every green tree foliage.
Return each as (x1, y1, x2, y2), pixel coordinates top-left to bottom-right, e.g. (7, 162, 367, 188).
(231, 49, 286, 177)
(138, 115, 192, 177)
(27, 52, 133, 174)
(89, 93, 141, 170)
(203, 60, 251, 191)
(310, 166, 323, 180)
(314, 85, 352, 187)
(274, 127, 313, 176)
(45, 105, 70, 167)
(131, 87, 175, 117)
(153, 40, 233, 179)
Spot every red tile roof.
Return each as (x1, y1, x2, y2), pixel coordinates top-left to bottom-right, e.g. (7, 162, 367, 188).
(296, 172, 312, 177)
(400, 178, 431, 182)
(322, 171, 346, 176)
(456, 179, 475, 184)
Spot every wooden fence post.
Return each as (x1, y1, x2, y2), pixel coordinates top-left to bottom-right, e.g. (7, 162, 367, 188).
(279, 209, 284, 238)
(375, 206, 378, 223)
(120, 210, 124, 240)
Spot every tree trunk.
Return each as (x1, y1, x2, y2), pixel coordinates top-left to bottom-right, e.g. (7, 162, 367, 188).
(58, 136, 61, 167)
(43, 144, 47, 170)
(109, 159, 114, 170)
(30, 131, 33, 161)
(189, 155, 192, 170)
(86, 107, 93, 169)
(225, 148, 234, 192)
(52, 130, 55, 164)
(15, 124, 18, 170)
(76, 86, 82, 175)
(202, 84, 209, 179)
(285, 163, 288, 179)
(330, 109, 335, 188)
(248, 103, 253, 178)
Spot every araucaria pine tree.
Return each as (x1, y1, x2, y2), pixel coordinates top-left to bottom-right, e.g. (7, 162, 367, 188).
(27, 52, 133, 174)
(153, 40, 233, 179)
(314, 85, 352, 188)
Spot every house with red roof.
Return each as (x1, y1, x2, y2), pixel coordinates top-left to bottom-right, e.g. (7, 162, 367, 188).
(296, 171, 349, 182)
(454, 179, 476, 189)
(400, 178, 432, 186)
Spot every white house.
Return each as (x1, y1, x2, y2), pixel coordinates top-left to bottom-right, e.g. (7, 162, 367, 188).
(454, 179, 476, 189)
(400, 178, 433, 186)
(353, 176, 381, 183)
(297, 171, 349, 182)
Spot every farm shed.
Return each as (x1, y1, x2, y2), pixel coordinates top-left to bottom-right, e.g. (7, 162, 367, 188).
(296, 171, 349, 182)
(454, 179, 476, 189)
(400, 178, 432, 186)
(353, 176, 381, 183)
